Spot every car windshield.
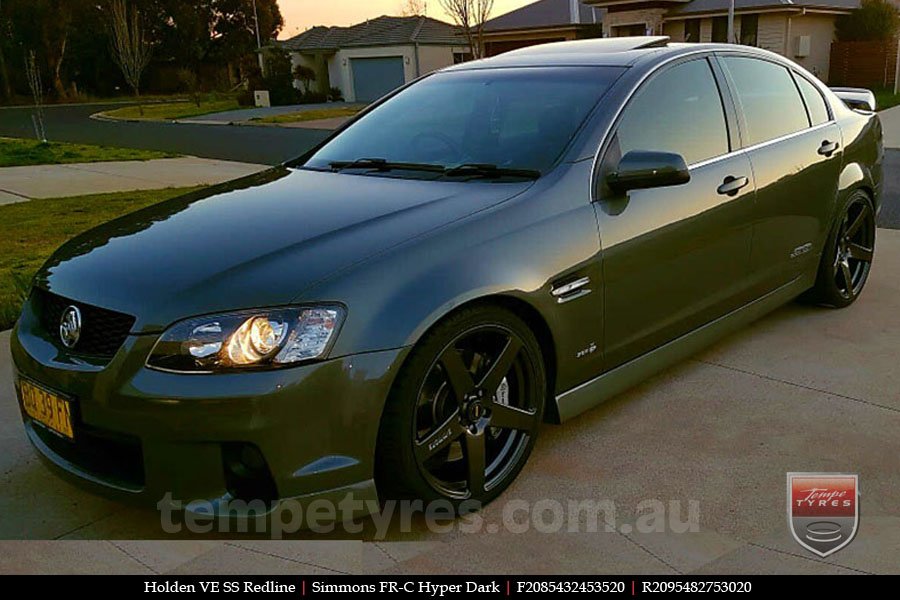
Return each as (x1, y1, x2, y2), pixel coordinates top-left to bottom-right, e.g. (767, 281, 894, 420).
(302, 66, 624, 179)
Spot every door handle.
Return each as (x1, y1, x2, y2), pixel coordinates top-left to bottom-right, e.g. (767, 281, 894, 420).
(717, 176, 750, 197)
(818, 140, 840, 157)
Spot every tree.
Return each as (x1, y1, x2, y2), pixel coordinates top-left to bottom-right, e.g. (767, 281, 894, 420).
(400, 0, 427, 16)
(836, 0, 900, 41)
(292, 64, 316, 94)
(210, 0, 284, 66)
(439, 0, 493, 59)
(110, 0, 153, 113)
(1, 0, 91, 100)
(24, 51, 47, 141)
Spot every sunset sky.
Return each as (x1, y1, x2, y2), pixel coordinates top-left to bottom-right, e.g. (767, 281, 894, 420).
(278, 0, 536, 39)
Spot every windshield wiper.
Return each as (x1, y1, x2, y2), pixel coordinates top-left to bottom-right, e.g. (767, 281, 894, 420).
(329, 158, 445, 173)
(442, 163, 541, 180)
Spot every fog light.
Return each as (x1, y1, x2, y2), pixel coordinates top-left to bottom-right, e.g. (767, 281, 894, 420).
(222, 443, 277, 503)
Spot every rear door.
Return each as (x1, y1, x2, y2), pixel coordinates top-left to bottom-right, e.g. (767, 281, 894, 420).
(596, 56, 757, 369)
(718, 55, 842, 293)
(351, 57, 406, 102)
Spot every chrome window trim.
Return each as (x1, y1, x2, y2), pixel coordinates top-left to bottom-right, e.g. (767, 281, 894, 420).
(686, 121, 836, 170)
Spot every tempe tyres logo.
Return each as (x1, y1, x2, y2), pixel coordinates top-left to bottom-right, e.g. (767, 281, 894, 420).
(787, 473, 859, 557)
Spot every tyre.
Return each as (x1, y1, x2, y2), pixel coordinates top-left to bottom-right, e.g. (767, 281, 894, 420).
(375, 305, 546, 510)
(805, 190, 876, 308)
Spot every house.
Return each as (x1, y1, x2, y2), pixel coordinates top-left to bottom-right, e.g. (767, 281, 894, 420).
(280, 16, 471, 103)
(482, 0, 604, 57)
(588, 0, 861, 80)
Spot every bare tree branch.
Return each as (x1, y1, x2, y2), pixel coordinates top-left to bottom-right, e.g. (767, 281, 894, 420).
(399, 0, 428, 16)
(24, 51, 47, 142)
(110, 0, 153, 114)
(439, 0, 494, 59)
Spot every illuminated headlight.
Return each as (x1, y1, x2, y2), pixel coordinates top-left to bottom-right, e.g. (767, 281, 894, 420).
(147, 306, 345, 373)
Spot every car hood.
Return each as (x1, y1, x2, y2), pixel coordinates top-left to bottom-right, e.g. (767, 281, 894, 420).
(36, 168, 532, 332)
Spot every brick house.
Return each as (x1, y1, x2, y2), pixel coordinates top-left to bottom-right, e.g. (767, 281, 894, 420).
(588, 0, 860, 80)
(482, 0, 604, 57)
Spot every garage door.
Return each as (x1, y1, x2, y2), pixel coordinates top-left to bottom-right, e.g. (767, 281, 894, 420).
(351, 57, 406, 102)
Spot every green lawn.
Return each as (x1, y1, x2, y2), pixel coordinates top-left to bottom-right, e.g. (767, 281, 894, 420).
(0, 137, 177, 167)
(0, 187, 202, 330)
(875, 89, 900, 111)
(251, 106, 363, 124)
(99, 99, 240, 121)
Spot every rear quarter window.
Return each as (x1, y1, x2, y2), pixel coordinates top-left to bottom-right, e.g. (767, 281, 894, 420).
(794, 74, 831, 126)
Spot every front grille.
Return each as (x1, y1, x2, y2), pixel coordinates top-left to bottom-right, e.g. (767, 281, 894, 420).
(32, 422, 145, 491)
(34, 289, 136, 358)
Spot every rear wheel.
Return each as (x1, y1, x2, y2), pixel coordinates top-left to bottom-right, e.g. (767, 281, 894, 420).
(376, 306, 546, 509)
(805, 191, 875, 308)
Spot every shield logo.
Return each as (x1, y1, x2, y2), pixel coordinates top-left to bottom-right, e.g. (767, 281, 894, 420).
(59, 305, 82, 349)
(787, 472, 859, 557)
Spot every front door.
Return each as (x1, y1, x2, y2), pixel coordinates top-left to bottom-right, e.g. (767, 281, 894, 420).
(596, 57, 757, 369)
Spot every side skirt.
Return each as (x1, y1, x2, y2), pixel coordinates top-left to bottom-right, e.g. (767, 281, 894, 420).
(553, 271, 816, 423)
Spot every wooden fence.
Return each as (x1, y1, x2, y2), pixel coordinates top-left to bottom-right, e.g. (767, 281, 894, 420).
(829, 38, 899, 91)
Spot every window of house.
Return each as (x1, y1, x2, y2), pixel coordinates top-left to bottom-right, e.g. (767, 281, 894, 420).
(684, 19, 701, 43)
(740, 14, 759, 46)
(712, 17, 729, 43)
(720, 56, 810, 146)
(613, 23, 648, 37)
(794, 74, 831, 126)
(615, 59, 729, 166)
(453, 52, 474, 64)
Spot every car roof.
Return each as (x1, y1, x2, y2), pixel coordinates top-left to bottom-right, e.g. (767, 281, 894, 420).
(442, 37, 784, 71)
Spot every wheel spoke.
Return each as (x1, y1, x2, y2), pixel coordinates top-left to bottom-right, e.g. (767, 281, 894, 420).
(841, 260, 854, 291)
(462, 429, 486, 496)
(491, 402, 536, 432)
(478, 337, 523, 392)
(415, 410, 463, 462)
(847, 243, 873, 263)
(845, 206, 870, 239)
(439, 347, 476, 402)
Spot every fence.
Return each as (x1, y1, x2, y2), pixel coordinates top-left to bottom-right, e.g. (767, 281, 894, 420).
(829, 38, 900, 92)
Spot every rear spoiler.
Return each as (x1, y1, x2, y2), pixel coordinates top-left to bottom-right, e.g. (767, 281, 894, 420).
(830, 87, 877, 112)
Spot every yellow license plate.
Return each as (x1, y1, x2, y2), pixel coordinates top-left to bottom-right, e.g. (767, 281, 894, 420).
(20, 380, 75, 440)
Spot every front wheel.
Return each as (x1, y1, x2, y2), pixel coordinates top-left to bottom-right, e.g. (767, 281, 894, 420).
(375, 306, 546, 510)
(805, 191, 876, 308)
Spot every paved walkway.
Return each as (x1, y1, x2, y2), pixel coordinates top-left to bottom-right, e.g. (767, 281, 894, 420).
(0, 157, 268, 205)
(2, 229, 899, 573)
(880, 105, 900, 149)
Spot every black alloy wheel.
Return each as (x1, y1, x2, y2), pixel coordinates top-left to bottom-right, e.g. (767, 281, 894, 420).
(376, 306, 546, 508)
(833, 196, 875, 299)
(806, 191, 875, 308)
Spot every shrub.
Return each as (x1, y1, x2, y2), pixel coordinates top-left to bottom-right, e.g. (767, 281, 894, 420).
(293, 65, 316, 93)
(328, 86, 345, 102)
(836, 0, 900, 41)
(299, 91, 327, 104)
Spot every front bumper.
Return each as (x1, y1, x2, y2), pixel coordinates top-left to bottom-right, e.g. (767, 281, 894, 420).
(10, 299, 409, 517)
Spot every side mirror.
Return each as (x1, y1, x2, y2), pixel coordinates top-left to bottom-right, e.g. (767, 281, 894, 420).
(606, 150, 691, 194)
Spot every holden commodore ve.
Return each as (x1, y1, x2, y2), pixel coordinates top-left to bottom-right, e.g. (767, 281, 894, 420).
(10, 38, 882, 515)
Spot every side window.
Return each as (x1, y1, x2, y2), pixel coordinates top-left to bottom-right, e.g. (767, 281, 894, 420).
(795, 74, 831, 126)
(615, 59, 729, 166)
(720, 56, 809, 146)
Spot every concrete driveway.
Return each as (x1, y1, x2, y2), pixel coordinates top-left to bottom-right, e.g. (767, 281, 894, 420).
(1, 229, 898, 574)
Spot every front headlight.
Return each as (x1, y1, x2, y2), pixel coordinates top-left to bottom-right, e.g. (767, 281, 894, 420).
(147, 306, 345, 373)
